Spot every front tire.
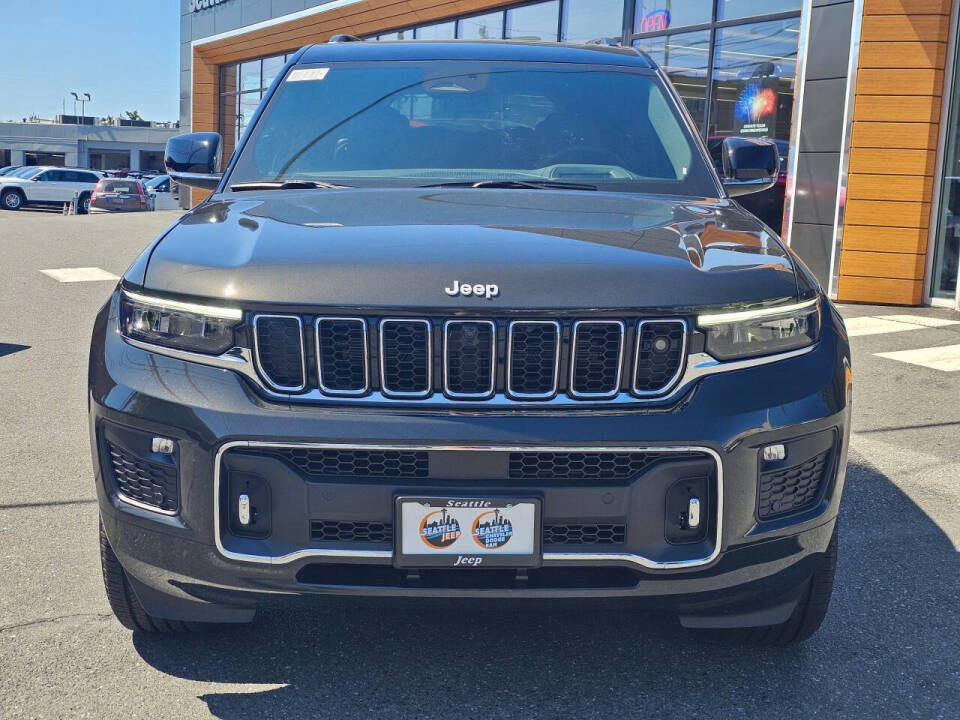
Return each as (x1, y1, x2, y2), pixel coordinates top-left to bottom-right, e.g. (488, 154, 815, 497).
(78, 193, 91, 215)
(1, 188, 24, 210)
(99, 519, 207, 633)
(741, 524, 838, 646)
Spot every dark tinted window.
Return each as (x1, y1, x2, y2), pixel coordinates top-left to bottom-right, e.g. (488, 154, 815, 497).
(100, 179, 141, 194)
(230, 60, 718, 197)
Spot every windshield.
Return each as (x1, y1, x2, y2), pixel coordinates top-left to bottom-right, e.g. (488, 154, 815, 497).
(10, 167, 42, 179)
(228, 61, 718, 196)
(144, 176, 168, 189)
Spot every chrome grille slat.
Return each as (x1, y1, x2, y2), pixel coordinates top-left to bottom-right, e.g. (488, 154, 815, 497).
(252, 314, 306, 392)
(570, 320, 625, 399)
(633, 319, 687, 396)
(443, 320, 496, 399)
(507, 320, 561, 399)
(316, 317, 369, 396)
(379, 319, 432, 398)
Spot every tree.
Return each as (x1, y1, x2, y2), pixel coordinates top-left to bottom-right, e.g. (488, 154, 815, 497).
(123, 110, 142, 121)
(100, 115, 115, 125)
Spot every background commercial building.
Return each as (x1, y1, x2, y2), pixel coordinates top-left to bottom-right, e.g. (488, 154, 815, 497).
(0, 121, 178, 172)
(180, 0, 960, 308)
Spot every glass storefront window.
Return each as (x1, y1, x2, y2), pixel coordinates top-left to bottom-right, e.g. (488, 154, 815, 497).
(240, 60, 261, 93)
(634, 30, 711, 133)
(458, 11, 504, 39)
(563, 0, 624, 42)
(718, 0, 802, 21)
(261, 55, 286, 88)
(708, 18, 799, 143)
(416, 21, 456, 39)
(635, 0, 711, 32)
(931, 33, 960, 299)
(379, 29, 413, 40)
(506, 1, 560, 42)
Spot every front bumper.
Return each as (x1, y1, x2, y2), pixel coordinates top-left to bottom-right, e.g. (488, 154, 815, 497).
(89, 292, 851, 624)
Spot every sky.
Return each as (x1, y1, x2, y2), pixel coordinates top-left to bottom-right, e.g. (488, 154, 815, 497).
(0, 1, 180, 123)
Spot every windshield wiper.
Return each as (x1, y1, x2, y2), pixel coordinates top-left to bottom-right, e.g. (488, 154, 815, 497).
(230, 180, 352, 192)
(421, 179, 597, 191)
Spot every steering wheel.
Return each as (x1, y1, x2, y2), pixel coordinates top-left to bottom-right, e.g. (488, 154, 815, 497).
(544, 146, 626, 167)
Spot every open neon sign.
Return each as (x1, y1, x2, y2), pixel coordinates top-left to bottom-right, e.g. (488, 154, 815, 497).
(639, 9, 671, 33)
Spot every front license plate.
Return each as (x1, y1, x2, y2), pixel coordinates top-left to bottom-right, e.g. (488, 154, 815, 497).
(394, 496, 541, 568)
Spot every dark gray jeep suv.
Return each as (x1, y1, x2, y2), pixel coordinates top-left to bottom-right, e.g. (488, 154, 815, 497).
(89, 40, 850, 645)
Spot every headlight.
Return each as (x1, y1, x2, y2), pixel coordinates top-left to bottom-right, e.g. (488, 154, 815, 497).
(697, 298, 820, 361)
(119, 289, 242, 355)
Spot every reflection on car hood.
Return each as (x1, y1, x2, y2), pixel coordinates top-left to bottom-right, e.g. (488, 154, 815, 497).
(141, 188, 802, 310)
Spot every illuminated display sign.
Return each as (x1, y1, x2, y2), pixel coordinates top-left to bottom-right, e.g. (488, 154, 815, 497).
(639, 9, 671, 33)
(735, 82, 778, 137)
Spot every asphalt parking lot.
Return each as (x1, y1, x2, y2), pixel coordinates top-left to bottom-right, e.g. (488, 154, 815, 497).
(1, 209, 958, 719)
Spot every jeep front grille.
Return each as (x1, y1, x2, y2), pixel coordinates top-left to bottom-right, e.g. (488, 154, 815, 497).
(251, 314, 689, 403)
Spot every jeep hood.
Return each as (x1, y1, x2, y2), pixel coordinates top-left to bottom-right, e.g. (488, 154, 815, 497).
(138, 188, 804, 310)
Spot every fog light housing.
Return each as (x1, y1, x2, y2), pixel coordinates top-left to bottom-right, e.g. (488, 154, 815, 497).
(762, 444, 786, 462)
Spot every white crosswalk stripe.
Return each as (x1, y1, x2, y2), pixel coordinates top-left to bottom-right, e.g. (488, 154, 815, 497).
(40, 267, 120, 283)
(846, 314, 959, 337)
(876, 344, 960, 372)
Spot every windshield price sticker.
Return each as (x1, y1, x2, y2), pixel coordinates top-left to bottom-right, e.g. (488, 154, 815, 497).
(288, 67, 330, 82)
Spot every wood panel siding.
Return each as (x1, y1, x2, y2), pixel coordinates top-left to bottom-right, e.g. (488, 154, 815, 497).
(837, 0, 951, 304)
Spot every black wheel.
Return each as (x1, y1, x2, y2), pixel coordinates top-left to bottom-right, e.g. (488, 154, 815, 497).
(740, 524, 838, 646)
(78, 193, 91, 215)
(1, 188, 24, 210)
(99, 518, 208, 633)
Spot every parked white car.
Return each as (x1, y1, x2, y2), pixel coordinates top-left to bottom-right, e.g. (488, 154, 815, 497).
(0, 166, 103, 214)
(143, 174, 181, 211)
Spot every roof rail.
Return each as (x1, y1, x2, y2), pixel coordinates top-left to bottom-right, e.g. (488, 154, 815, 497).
(584, 37, 623, 47)
(328, 34, 363, 43)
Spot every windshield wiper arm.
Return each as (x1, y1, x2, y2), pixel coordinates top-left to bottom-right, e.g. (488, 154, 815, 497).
(421, 179, 597, 191)
(230, 180, 352, 192)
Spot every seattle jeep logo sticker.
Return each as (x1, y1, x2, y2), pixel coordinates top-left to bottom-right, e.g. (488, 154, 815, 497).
(444, 280, 500, 300)
(471, 509, 514, 550)
(419, 508, 461, 549)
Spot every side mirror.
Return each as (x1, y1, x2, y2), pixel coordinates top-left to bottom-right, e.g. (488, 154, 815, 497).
(720, 136, 779, 197)
(164, 132, 222, 191)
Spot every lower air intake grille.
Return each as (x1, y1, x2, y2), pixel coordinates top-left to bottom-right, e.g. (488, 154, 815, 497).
(544, 523, 626, 545)
(272, 448, 429, 479)
(380, 319, 431, 397)
(310, 520, 393, 542)
(509, 451, 704, 480)
(634, 320, 686, 394)
(254, 315, 305, 390)
(508, 321, 560, 398)
(758, 450, 830, 519)
(107, 442, 178, 512)
(317, 318, 368, 394)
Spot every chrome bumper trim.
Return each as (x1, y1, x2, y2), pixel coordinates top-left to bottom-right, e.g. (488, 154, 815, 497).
(213, 441, 723, 571)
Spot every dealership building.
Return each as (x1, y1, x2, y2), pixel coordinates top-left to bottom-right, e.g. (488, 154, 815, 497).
(0, 121, 177, 172)
(181, 0, 960, 308)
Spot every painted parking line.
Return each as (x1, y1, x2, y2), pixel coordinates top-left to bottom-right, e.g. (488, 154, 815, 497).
(845, 315, 959, 337)
(876, 344, 960, 372)
(39, 267, 120, 283)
